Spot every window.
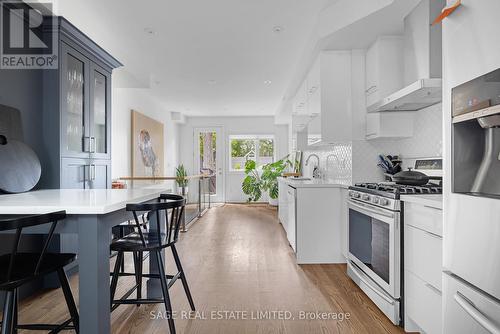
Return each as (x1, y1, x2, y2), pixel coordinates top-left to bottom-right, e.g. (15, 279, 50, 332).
(229, 135, 275, 171)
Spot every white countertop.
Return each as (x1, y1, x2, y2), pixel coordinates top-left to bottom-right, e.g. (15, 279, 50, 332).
(401, 194, 443, 210)
(0, 188, 169, 215)
(278, 177, 349, 189)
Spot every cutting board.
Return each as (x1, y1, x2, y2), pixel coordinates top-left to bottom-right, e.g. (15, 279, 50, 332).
(0, 104, 41, 193)
(0, 138, 41, 193)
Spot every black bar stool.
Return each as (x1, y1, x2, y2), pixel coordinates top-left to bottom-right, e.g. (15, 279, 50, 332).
(111, 213, 149, 273)
(0, 211, 79, 334)
(110, 194, 195, 334)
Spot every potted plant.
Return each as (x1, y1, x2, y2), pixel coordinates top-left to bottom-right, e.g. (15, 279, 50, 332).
(175, 164, 189, 196)
(242, 156, 291, 205)
(261, 158, 291, 206)
(242, 160, 262, 202)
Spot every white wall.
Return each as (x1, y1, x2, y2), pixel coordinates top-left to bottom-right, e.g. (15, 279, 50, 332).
(179, 116, 288, 202)
(112, 87, 180, 180)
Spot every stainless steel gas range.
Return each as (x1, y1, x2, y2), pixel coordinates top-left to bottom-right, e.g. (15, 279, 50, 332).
(346, 182, 442, 325)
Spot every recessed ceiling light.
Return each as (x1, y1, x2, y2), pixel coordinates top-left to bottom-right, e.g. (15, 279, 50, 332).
(273, 26, 284, 33)
(144, 27, 156, 35)
(264, 80, 272, 85)
(208, 80, 217, 85)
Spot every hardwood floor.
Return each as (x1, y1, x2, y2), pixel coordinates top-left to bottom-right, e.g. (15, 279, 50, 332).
(10, 204, 404, 333)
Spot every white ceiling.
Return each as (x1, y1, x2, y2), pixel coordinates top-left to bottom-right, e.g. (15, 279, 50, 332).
(54, 0, 337, 117)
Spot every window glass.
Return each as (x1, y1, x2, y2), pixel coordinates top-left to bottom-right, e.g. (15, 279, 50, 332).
(229, 136, 274, 171)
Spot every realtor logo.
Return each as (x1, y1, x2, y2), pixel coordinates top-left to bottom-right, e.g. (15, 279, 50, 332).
(0, 1, 58, 69)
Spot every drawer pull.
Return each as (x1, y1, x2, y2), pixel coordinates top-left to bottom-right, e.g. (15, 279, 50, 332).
(425, 283, 442, 296)
(423, 205, 442, 211)
(423, 229, 442, 239)
(454, 292, 500, 334)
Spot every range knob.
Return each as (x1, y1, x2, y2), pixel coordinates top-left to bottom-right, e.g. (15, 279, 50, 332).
(372, 196, 379, 204)
(379, 198, 389, 206)
(352, 192, 360, 198)
(362, 194, 370, 201)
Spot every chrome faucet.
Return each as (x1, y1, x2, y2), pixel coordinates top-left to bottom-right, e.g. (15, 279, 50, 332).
(305, 154, 321, 179)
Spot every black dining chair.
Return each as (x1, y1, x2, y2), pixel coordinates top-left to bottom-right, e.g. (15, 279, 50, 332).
(110, 194, 195, 334)
(0, 211, 79, 334)
(111, 212, 149, 274)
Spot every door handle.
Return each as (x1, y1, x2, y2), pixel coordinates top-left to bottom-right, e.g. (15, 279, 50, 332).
(454, 292, 500, 334)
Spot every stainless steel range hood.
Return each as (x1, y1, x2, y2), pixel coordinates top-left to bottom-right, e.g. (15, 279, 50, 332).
(367, 78, 442, 112)
(367, 0, 444, 113)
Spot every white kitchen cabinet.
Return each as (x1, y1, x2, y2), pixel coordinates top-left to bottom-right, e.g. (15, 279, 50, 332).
(318, 51, 352, 144)
(339, 188, 348, 259)
(278, 179, 288, 229)
(293, 81, 308, 115)
(286, 185, 296, 251)
(278, 179, 345, 263)
(293, 185, 344, 263)
(306, 58, 321, 116)
(404, 201, 443, 334)
(366, 111, 414, 139)
(365, 36, 404, 109)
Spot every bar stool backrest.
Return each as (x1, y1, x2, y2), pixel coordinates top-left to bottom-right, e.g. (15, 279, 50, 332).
(0, 211, 66, 286)
(126, 194, 185, 248)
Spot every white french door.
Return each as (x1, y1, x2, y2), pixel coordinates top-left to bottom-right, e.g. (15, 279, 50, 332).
(194, 127, 225, 203)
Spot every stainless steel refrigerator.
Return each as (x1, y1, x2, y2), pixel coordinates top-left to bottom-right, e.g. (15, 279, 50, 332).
(445, 69, 500, 334)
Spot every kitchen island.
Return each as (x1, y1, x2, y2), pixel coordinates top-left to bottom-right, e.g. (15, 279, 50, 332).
(0, 188, 170, 334)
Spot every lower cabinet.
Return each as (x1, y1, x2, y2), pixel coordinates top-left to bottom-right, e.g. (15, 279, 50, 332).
(404, 201, 443, 334)
(287, 185, 344, 264)
(278, 179, 288, 228)
(61, 158, 111, 189)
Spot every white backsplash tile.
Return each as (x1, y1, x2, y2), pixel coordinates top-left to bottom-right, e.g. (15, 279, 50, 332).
(303, 143, 352, 185)
(303, 103, 443, 185)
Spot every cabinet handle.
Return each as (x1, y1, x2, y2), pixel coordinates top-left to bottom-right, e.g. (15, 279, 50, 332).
(423, 205, 442, 211)
(90, 137, 96, 153)
(90, 164, 96, 181)
(425, 283, 442, 296)
(423, 229, 442, 239)
(83, 136, 91, 153)
(365, 85, 377, 94)
(454, 292, 500, 334)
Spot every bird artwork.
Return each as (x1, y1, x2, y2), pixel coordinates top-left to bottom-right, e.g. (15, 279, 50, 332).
(138, 129, 159, 177)
(131, 110, 164, 178)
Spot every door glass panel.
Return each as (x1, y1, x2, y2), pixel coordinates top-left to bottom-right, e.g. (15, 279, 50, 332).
(349, 209, 390, 283)
(65, 54, 85, 152)
(199, 132, 217, 195)
(93, 71, 107, 153)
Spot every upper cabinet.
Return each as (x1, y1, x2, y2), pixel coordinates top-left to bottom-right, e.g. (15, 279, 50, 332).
(319, 51, 352, 144)
(41, 17, 122, 189)
(60, 45, 112, 160)
(292, 81, 307, 115)
(306, 58, 321, 116)
(290, 51, 352, 146)
(365, 36, 404, 109)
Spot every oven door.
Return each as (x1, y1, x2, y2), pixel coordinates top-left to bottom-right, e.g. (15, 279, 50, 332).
(348, 199, 400, 298)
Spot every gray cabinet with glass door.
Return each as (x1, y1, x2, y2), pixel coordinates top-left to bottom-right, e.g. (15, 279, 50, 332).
(41, 17, 121, 189)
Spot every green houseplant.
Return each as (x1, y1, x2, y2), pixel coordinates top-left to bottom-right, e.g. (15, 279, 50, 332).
(242, 156, 291, 204)
(175, 164, 189, 196)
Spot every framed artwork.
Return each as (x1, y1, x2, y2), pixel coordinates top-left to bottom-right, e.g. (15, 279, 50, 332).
(131, 110, 164, 177)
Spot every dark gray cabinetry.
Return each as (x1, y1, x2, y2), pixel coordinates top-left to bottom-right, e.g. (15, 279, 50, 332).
(41, 17, 121, 189)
